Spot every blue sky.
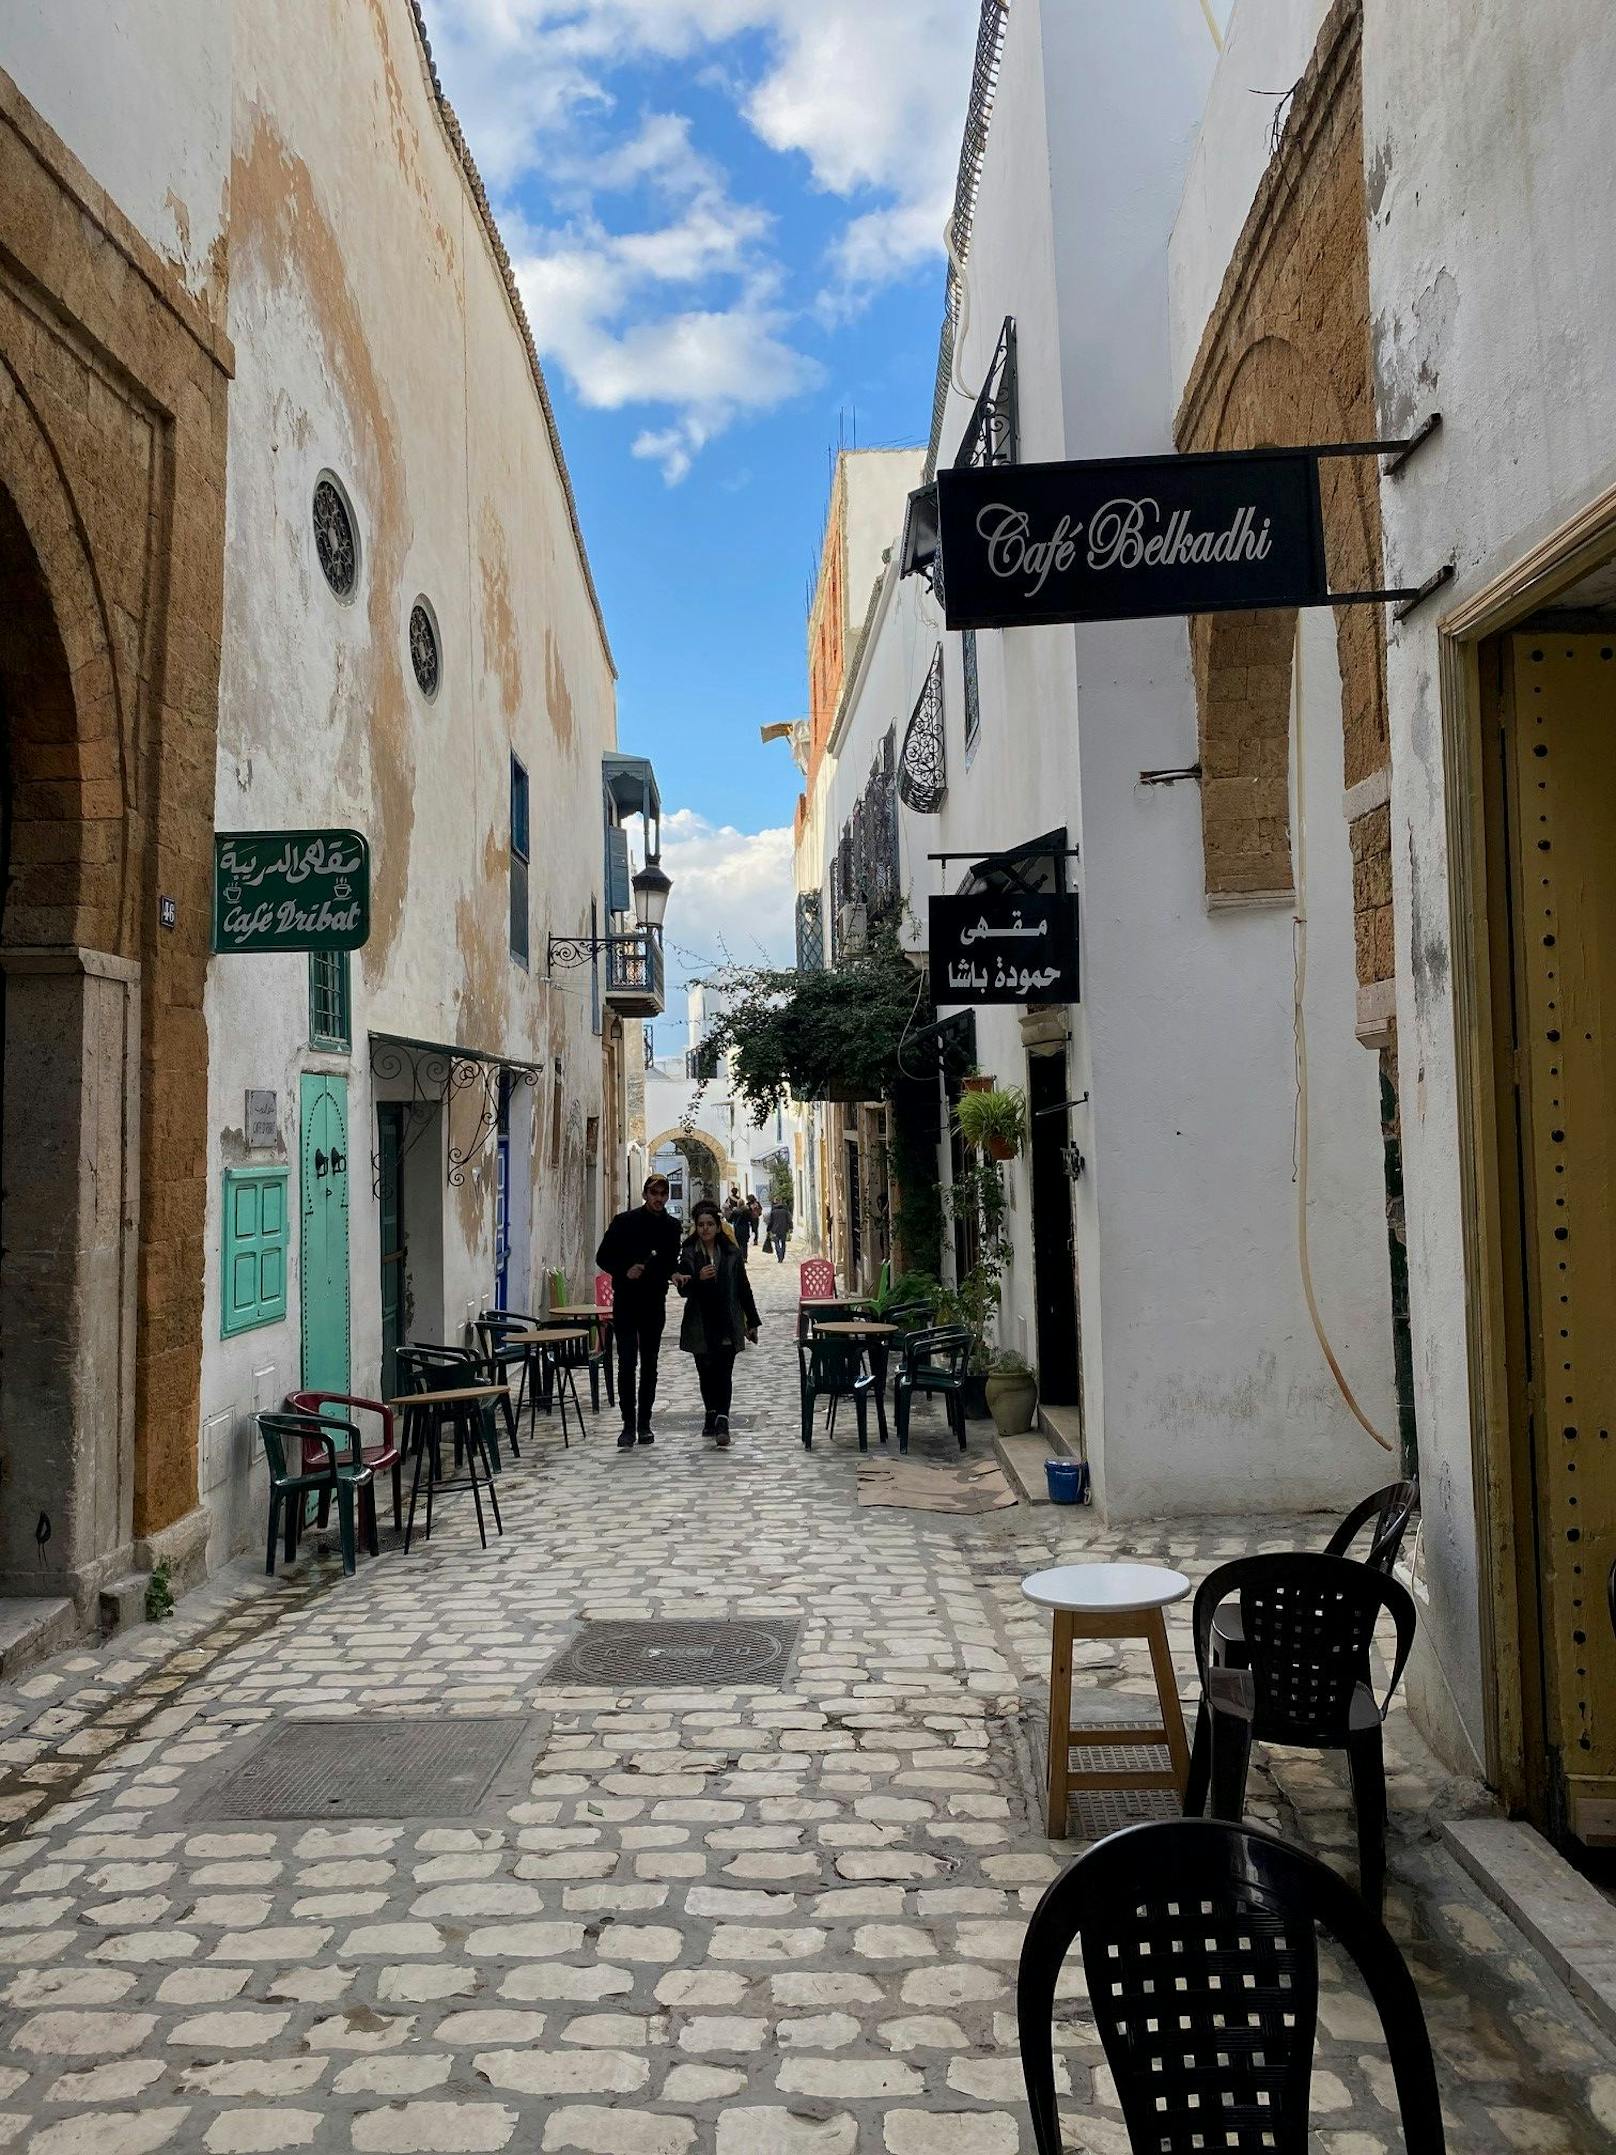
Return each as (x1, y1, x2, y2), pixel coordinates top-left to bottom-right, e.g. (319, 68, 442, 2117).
(424, 0, 979, 1028)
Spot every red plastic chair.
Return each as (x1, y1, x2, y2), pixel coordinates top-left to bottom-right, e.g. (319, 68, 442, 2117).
(285, 1391, 403, 1534)
(593, 1273, 615, 1311)
(799, 1257, 836, 1302)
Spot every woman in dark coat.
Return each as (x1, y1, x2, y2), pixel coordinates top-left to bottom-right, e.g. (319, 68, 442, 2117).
(674, 1198, 761, 1446)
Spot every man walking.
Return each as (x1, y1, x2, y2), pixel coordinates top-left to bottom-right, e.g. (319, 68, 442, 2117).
(596, 1174, 682, 1449)
(765, 1192, 793, 1263)
(732, 1193, 755, 1263)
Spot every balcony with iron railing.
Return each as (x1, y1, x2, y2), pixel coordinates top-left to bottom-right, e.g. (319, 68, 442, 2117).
(604, 928, 665, 1018)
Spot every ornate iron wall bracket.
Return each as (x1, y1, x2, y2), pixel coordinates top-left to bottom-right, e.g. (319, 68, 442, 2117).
(368, 1035, 540, 1194)
(898, 649, 948, 813)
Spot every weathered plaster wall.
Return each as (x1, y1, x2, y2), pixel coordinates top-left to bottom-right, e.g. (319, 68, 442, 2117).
(1363, 0, 1616, 1771)
(199, 0, 617, 1562)
(1, 1, 231, 317)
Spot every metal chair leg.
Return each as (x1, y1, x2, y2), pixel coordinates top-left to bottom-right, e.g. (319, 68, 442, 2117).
(467, 1455, 489, 1550)
(854, 1389, 869, 1453)
(404, 1424, 429, 1553)
(265, 1493, 282, 1577)
(800, 1387, 814, 1449)
(1184, 1698, 1212, 1818)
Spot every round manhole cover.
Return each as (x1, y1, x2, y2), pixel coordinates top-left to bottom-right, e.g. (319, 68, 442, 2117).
(546, 1619, 799, 1690)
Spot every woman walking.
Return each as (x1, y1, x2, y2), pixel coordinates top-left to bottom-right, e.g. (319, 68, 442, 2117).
(674, 1198, 760, 1446)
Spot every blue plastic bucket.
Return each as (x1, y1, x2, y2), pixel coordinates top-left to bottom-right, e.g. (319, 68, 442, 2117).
(1045, 1458, 1088, 1504)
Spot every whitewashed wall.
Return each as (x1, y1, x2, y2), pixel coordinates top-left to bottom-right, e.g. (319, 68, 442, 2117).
(800, 0, 1397, 1521)
(1364, 0, 1616, 1771)
(199, 0, 618, 1565)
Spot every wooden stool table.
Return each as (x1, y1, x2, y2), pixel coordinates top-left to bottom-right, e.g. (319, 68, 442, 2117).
(1021, 1561, 1192, 1837)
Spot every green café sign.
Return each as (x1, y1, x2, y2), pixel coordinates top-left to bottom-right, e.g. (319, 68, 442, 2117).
(213, 829, 370, 954)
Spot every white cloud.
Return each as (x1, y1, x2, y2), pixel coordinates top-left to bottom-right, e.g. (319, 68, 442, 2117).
(657, 808, 795, 973)
(423, 0, 977, 469)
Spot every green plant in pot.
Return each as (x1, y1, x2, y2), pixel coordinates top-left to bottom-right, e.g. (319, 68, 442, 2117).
(867, 1264, 942, 1325)
(955, 1085, 1028, 1162)
(984, 1348, 1039, 1437)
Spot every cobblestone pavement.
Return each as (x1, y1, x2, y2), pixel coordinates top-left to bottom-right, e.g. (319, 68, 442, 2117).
(0, 1261, 1612, 2154)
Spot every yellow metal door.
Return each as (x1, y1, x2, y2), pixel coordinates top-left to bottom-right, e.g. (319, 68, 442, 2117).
(1507, 632, 1616, 1843)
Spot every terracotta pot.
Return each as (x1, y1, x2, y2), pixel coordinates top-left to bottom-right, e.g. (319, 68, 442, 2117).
(985, 1371, 1038, 1437)
(987, 1135, 1017, 1161)
(961, 1075, 994, 1094)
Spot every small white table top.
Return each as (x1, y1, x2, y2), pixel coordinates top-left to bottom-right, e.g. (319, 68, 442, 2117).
(1021, 1562, 1191, 1614)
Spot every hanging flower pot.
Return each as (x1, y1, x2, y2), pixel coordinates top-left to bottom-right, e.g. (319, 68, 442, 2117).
(954, 1086, 1028, 1160)
(961, 1073, 994, 1095)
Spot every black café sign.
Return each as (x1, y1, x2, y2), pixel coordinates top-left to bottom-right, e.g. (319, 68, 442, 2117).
(933, 448, 1328, 632)
(930, 892, 1079, 1006)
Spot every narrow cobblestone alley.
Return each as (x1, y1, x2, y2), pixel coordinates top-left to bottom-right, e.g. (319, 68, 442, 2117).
(0, 1264, 1610, 2155)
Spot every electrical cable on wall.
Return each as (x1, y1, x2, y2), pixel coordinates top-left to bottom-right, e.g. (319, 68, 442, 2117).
(1290, 626, 1394, 1453)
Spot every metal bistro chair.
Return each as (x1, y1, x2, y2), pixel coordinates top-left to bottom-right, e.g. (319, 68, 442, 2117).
(477, 1311, 540, 1448)
(284, 1390, 404, 1535)
(893, 1326, 972, 1453)
(798, 1329, 875, 1452)
(1184, 1552, 1418, 1916)
(1017, 1817, 1444, 2155)
(1211, 1477, 1420, 1667)
(395, 1346, 504, 1552)
(257, 1411, 377, 1579)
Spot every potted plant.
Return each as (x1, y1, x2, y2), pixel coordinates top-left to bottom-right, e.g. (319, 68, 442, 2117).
(955, 1085, 1028, 1162)
(984, 1348, 1038, 1437)
(960, 1067, 994, 1095)
(867, 1265, 941, 1324)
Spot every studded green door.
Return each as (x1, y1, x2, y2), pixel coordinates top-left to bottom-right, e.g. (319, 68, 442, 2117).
(299, 1074, 351, 1394)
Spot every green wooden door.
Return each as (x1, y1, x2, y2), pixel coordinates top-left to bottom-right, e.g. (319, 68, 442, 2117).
(377, 1102, 407, 1404)
(299, 1074, 351, 1393)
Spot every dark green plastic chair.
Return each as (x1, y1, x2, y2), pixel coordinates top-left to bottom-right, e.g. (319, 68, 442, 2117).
(257, 1411, 375, 1578)
(797, 1330, 875, 1451)
(894, 1326, 972, 1452)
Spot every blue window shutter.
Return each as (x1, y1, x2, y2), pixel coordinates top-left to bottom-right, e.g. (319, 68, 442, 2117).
(606, 825, 631, 915)
(222, 1168, 290, 1337)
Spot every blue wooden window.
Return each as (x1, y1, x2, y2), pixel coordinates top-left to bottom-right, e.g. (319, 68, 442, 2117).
(221, 1167, 289, 1337)
(510, 753, 530, 966)
(308, 949, 351, 1051)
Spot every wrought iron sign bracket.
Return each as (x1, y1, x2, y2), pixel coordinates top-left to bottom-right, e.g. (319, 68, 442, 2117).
(548, 932, 650, 969)
(1382, 411, 1442, 478)
(1392, 562, 1457, 622)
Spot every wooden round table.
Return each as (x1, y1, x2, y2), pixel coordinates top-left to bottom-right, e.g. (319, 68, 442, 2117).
(1021, 1561, 1192, 1837)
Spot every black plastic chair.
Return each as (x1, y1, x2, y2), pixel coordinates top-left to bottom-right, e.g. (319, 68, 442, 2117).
(257, 1412, 376, 1578)
(797, 1331, 874, 1451)
(1017, 1817, 1445, 2155)
(1184, 1553, 1418, 1914)
(1213, 1477, 1420, 1665)
(894, 1326, 971, 1452)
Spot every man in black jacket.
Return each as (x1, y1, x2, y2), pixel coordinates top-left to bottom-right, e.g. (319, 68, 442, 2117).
(595, 1174, 683, 1449)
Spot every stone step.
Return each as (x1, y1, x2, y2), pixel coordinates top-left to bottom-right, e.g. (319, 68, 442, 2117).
(0, 1596, 77, 1681)
(1443, 1816, 1616, 2047)
(994, 1432, 1060, 1503)
(1038, 1401, 1085, 1459)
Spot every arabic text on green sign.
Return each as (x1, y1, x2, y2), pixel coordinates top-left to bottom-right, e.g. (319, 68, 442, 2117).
(213, 830, 371, 954)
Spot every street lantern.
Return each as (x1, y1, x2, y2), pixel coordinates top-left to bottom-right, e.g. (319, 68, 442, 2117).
(632, 855, 672, 933)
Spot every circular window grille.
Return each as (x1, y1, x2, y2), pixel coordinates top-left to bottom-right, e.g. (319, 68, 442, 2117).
(409, 600, 441, 700)
(312, 474, 358, 600)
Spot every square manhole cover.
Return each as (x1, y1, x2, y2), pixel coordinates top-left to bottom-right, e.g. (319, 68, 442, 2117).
(193, 1716, 527, 1821)
(543, 1618, 800, 1691)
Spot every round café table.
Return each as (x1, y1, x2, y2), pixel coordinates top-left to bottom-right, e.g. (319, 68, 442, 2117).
(505, 1327, 590, 1445)
(1021, 1561, 1192, 1837)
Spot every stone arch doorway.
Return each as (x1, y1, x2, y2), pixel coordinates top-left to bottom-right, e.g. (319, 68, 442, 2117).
(646, 1127, 731, 1218)
(0, 476, 141, 1613)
